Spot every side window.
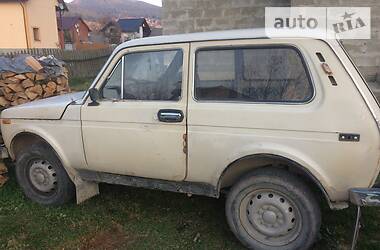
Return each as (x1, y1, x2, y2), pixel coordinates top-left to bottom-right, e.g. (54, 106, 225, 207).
(123, 50, 183, 101)
(101, 60, 122, 100)
(195, 47, 313, 103)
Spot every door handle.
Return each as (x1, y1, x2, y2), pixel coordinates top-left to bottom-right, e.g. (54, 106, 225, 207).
(158, 109, 184, 123)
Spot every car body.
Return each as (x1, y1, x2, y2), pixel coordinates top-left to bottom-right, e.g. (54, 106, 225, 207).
(1, 29, 380, 249)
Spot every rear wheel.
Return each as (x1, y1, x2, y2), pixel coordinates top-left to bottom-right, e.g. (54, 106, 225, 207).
(15, 142, 75, 205)
(226, 168, 321, 250)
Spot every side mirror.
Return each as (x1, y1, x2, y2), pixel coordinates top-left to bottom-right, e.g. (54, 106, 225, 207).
(88, 88, 100, 106)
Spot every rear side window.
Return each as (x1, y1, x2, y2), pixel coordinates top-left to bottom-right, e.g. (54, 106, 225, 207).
(195, 47, 313, 103)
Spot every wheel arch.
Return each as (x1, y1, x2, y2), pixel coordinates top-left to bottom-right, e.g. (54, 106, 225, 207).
(217, 153, 334, 208)
(11, 132, 50, 159)
(10, 131, 76, 182)
(10, 131, 99, 204)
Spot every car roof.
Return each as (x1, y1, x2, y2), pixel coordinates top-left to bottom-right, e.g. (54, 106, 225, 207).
(118, 28, 267, 49)
(116, 28, 327, 50)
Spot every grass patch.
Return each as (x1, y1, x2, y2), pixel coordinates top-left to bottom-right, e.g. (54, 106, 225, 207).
(1, 170, 379, 249)
(69, 77, 94, 92)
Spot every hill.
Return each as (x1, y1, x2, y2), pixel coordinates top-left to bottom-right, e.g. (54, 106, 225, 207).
(66, 0, 161, 20)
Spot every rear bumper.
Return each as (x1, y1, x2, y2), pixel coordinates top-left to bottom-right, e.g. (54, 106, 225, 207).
(350, 188, 380, 206)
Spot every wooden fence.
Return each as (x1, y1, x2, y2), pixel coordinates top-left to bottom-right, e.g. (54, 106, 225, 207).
(0, 48, 114, 78)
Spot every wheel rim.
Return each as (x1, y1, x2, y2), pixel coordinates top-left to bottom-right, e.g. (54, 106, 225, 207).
(28, 159, 57, 193)
(239, 189, 302, 246)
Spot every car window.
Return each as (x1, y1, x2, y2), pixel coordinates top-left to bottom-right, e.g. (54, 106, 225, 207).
(197, 50, 235, 81)
(101, 60, 122, 100)
(195, 47, 313, 103)
(123, 50, 183, 101)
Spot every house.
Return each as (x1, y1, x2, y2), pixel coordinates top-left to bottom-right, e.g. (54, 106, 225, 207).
(0, 0, 66, 49)
(101, 18, 151, 44)
(150, 28, 163, 37)
(162, 0, 380, 82)
(58, 16, 91, 50)
(117, 18, 151, 41)
(98, 21, 122, 45)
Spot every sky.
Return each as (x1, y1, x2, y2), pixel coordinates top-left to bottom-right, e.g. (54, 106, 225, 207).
(139, 0, 162, 6)
(64, 0, 162, 7)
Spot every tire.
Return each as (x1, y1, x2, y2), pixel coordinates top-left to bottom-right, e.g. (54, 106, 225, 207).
(226, 168, 321, 250)
(15, 142, 75, 206)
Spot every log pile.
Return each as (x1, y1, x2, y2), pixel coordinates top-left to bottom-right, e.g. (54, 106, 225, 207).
(0, 56, 70, 109)
(0, 54, 70, 187)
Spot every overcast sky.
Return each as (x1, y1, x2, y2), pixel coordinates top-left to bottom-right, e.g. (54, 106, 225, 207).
(64, 0, 162, 7)
(140, 0, 162, 6)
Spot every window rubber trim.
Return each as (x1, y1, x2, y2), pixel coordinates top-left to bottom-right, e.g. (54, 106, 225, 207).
(121, 56, 125, 99)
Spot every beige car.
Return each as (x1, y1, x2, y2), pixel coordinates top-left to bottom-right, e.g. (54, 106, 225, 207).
(1, 29, 380, 249)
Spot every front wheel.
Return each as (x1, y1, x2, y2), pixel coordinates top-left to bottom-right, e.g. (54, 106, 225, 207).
(226, 168, 321, 250)
(15, 142, 75, 205)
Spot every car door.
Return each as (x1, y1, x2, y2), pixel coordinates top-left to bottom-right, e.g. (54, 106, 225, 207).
(81, 43, 189, 181)
(186, 39, 318, 185)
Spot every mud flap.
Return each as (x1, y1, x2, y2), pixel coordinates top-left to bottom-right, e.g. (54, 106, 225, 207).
(65, 167, 100, 204)
(75, 179, 99, 204)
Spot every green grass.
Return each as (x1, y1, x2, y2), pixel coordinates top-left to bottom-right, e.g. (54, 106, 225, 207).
(69, 77, 93, 92)
(0, 169, 379, 250)
(5, 76, 378, 249)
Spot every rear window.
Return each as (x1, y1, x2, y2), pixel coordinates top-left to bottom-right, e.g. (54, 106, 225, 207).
(195, 46, 313, 103)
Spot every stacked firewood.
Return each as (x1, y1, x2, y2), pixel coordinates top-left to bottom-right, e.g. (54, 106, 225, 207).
(0, 72, 70, 108)
(0, 55, 70, 187)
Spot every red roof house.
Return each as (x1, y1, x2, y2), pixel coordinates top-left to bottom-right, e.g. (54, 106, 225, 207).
(58, 16, 91, 50)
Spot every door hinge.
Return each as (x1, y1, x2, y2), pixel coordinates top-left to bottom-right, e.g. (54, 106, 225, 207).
(339, 133, 360, 142)
(183, 133, 187, 154)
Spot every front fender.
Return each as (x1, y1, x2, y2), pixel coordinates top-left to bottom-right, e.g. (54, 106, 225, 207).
(2, 119, 98, 203)
(3, 120, 83, 170)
